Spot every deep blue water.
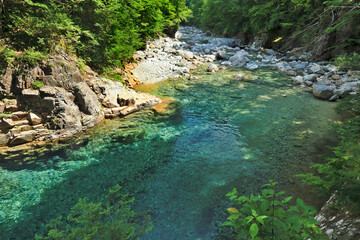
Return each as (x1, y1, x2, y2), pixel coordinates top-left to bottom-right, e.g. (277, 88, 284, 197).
(0, 68, 338, 239)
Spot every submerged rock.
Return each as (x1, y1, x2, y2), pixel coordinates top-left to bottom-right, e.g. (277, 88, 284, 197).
(235, 74, 245, 81)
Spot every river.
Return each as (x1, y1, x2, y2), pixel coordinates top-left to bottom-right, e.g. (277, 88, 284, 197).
(0, 28, 339, 240)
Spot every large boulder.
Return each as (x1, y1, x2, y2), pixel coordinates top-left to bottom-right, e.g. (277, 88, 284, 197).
(73, 82, 102, 116)
(216, 51, 227, 60)
(10, 111, 28, 121)
(28, 113, 42, 125)
(303, 74, 317, 82)
(178, 50, 194, 60)
(310, 64, 322, 73)
(50, 88, 82, 130)
(229, 51, 249, 67)
(0, 118, 15, 130)
(313, 85, 334, 99)
(9, 130, 37, 146)
(290, 61, 306, 70)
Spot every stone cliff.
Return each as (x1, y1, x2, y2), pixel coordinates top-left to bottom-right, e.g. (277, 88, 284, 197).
(0, 52, 160, 147)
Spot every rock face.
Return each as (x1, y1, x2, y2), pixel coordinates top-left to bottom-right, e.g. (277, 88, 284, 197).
(316, 194, 360, 240)
(0, 52, 160, 147)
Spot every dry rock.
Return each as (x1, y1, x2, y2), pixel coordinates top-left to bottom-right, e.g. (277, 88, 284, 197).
(313, 84, 334, 99)
(10, 130, 37, 146)
(207, 64, 219, 72)
(10, 111, 28, 121)
(0, 133, 10, 146)
(28, 113, 42, 125)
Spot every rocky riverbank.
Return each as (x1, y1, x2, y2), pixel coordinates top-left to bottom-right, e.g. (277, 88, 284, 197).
(132, 26, 359, 100)
(1, 26, 358, 149)
(0, 52, 160, 148)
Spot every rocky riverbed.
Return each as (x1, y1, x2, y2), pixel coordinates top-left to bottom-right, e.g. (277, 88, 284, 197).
(133, 26, 359, 100)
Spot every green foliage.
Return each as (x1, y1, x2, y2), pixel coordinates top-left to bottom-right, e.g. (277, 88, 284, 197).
(223, 181, 323, 240)
(76, 58, 86, 73)
(334, 52, 360, 70)
(31, 81, 44, 90)
(186, 0, 360, 54)
(298, 95, 360, 211)
(0, 113, 10, 119)
(107, 73, 125, 85)
(187, 0, 319, 36)
(0, 0, 190, 70)
(36, 185, 152, 240)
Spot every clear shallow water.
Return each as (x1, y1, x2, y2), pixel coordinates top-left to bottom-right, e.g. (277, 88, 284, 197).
(0, 68, 339, 239)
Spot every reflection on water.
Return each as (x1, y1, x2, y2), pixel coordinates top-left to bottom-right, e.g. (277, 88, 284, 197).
(0, 68, 338, 239)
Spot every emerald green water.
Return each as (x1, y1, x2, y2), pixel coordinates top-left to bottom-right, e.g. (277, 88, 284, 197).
(0, 68, 338, 239)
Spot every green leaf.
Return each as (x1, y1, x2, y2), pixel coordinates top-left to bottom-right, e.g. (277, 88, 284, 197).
(283, 196, 293, 203)
(249, 223, 259, 238)
(237, 229, 248, 239)
(245, 216, 254, 223)
(262, 189, 274, 197)
(222, 221, 234, 227)
(276, 191, 286, 197)
(256, 215, 267, 225)
(251, 209, 258, 217)
(296, 198, 305, 208)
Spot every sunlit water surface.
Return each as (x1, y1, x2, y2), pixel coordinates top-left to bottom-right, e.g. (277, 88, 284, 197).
(0, 68, 339, 239)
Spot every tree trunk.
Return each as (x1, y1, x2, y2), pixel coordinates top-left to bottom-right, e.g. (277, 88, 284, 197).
(0, 0, 3, 33)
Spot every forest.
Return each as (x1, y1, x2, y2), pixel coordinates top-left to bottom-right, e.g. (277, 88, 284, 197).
(187, 0, 360, 64)
(0, 0, 190, 70)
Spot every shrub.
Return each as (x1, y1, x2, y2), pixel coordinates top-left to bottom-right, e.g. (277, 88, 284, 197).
(76, 58, 86, 73)
(31, 81, 45, 90)
(223, 181, 323, 240)
(334, 52, 360, 71)
(36, 185, 152, 240)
